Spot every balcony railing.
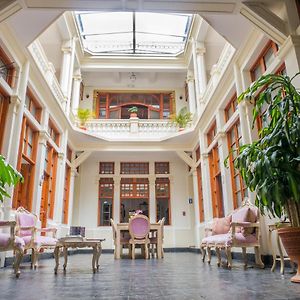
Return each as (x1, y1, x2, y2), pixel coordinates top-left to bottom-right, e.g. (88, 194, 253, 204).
(73, 117, 191, 140)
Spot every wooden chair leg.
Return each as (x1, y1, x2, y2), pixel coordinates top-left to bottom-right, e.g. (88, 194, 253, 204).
(161, 246, 164, 258)
(207, 247, 211, 264)
(225, 247, 232, 269)
(200, 246, 206, 263)
(14, 248, 23, 278)
(128, 244, 132, 257)
(242, 247, 247, 269)
(254, 246, 265, 269)
(145, 243, 149, 259)
(216, 247, 221, 267)
(131, 244, 135, 259)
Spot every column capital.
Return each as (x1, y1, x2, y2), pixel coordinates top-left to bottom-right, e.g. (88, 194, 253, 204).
(10, 95, 21, 113)
(201, 152, 209, 159)
(39, 130, 50, 145)
(61, 46, 72, 54)
(73, 74, 82, 81)
(196, 47, 206, 56)
(71, 168, 78, 177)
(58, 152, 65, 160)
(186, 75, 194, 83)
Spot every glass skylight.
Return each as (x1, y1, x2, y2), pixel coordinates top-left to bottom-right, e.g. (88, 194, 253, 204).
(75, 12, 192, 56)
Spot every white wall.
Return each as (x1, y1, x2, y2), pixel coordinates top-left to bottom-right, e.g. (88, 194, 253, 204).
(73, 151, 195, 249)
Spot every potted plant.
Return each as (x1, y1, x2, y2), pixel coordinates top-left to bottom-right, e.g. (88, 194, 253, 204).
(128, 106, 138, 118)
(172, 107, 192, 130)
(233, 73, 300, 283)
(0, 155, 23, 202)
(77, 108, 92, 129)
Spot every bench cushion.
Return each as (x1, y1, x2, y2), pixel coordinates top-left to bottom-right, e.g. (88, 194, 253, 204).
(202, 233, 257, 247)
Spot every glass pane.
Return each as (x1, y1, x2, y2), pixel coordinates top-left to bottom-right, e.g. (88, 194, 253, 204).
(156, 198, 170, 225)
(149, 110, 160, 119)
(99, 199, 113, 226)
(109, 109, 119, 119)
(264, 47, 275, 70)
(253, 66, 262, 81)
(120, 199, 149, 223)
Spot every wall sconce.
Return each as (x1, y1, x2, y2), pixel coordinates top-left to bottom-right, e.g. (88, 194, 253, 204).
(188, 197, 193, 204)
(129, 72, 137, 82)
(86, 94, 90, 99)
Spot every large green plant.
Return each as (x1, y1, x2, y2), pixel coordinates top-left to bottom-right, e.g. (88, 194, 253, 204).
(0, 155, 23, 202)
(234, 73, 300, 227)
(77, 108, 92, 126)
(172, 107, 192, 129)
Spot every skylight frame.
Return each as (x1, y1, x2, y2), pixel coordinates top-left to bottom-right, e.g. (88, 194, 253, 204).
(75, 11, 193, 57)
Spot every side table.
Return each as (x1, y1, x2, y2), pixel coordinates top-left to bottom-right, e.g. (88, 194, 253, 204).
(268, 223, 295, 274)
(54, 236, 105, 274)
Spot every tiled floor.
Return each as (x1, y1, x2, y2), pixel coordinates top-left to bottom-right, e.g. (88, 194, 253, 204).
(0, 252, 299, 300)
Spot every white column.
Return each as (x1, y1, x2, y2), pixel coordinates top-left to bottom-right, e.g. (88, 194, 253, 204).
(71, 70, 82, 115)
(210, 64, 220, 88)
(195, 43, 208, 97)
(31, 130, 49, 216)
(192, 170, 201, 246)
(113, 176, 120, 224)
(68, 168, 78, 225)
(191, 39, 201, 103)
(186, 71, 197, 115)
(149, 176, 156, 223)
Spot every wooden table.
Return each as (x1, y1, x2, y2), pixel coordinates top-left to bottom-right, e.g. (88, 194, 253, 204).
(54, 237, 105, 274)
(268, 223, 295, 274)
(116, 223, 162, 259)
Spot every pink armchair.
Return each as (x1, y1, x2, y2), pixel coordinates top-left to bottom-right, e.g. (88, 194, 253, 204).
(15, 207, 57, 268)
(200, 198, 264, 269)
(0, 221, 24, 277)
(129, 215, 150, 259)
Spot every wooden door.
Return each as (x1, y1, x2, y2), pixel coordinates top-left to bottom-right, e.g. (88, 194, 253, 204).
(40, 173, 49, 228)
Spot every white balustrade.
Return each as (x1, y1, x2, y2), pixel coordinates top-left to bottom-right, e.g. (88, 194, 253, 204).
(29, 40, 65, 108)
(73, 118, 189, 140)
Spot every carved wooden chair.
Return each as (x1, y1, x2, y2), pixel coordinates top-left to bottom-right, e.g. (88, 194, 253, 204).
(110, 218, 131, 258)
(200, 198, 264, 269)
(0, 220, 24, 277)
(149, 217, 165, 258)
(15, 207, 57, 268)
(128, 214, 150, 259)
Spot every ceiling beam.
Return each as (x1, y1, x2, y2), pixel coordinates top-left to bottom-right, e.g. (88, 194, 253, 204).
(71, 150, 92, 168)
(176, 151, 195, 168)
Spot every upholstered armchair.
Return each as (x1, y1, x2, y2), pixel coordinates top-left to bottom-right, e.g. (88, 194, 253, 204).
(15, 207, 57, 268)
(0, 220, 24, 277)
(200, 198, 264, 269)
(110, 218, 131, 258)
(129, 215, 150, 259)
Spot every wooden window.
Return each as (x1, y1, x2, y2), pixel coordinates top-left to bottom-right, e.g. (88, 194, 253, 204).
(196, 146, 204, 222)
(0, 47, 16, 87)
(227, 120, 248, 209)
(13, 117, 38, 211)
(155, 162, 169, 174)
(250, 40, 278, 82)
(99, 162, 114, 174)
(120, 162, 149, 174)
(98, 178, 114, 226)
(48, 119, 60, 146)
(95, 92, 174, 120)
(0, 92, 9, 153)
(207, 121, 217, 146)
(25, 89, 42, 123)
(62, 165, 71, 224)
(40, 144, 58, 228)
(256, 65, 286, 132)
(120, 178, 149, 223)
(155, 178, 170, 225)
(224, 94, 238, 122)
(208, 144, 224, 218)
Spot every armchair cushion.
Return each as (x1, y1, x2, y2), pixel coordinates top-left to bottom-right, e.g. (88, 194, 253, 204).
(212, 216, 232, 235)
(231, 207, 250, 235)
(22, 235, 57, 247)
(202, 232, 257, 247)
(17, 213, 35, 237)
(0, 233, 25, 250)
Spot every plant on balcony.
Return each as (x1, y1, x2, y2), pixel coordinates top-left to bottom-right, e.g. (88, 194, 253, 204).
(128, 106, 138, 118)
(171, 107, 192, 130)
(0, 155, 23, 202)
(77, 108, 92, 129)
(233, 73, 300, 283)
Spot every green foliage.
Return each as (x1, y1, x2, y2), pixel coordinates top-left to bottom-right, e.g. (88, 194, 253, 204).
(233, 73, 300, 227)
(77, 108, 92, 125)
(172, 107, 192, 129)
(0, 155, 23, 202)
(128, 106, 138, 113)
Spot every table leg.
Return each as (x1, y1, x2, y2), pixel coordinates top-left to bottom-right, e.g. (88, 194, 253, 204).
(92, 245, 98, 273)
(63, 246, 68, 271)
(54, 246, 60, 274)
(157, 228, 162, 259)
(97, 243, 102, 270)
(269, 231, 277, 272)
(276, 233, 285, 274)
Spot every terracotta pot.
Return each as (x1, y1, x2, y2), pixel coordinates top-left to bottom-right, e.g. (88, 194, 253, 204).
(278, 227, 300, 283)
